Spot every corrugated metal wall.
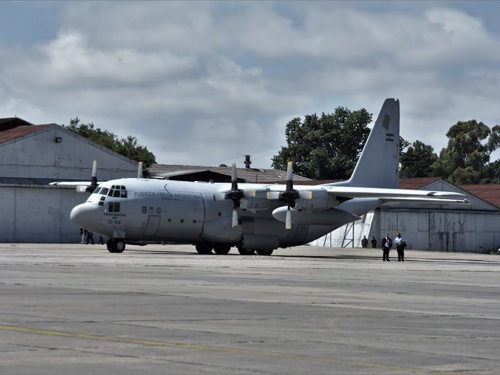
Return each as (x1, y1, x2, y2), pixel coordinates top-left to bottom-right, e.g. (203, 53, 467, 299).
(378, 208, 500, 253)
(310, 208, 500, 253)
(0, 185, 85, 243)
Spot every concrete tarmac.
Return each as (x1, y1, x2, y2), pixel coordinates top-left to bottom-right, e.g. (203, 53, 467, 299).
(1, 243, 500, 375)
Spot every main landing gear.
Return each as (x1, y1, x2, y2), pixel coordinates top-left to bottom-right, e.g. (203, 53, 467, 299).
(107, 238, 126, 253)
(236, 247, 274, 256)
(194, 243, 274, 256)
(195, 243, 231, 255)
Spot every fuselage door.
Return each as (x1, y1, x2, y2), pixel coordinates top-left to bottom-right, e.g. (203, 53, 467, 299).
(143, 215, 161, 236)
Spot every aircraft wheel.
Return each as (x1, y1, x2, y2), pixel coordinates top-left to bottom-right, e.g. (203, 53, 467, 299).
(256, 249, 274, 256)
(213, 244, 231, 255)
(195, 243, 213, 254)
(107, 238, 126, 253)
(237, 247, 255, 256)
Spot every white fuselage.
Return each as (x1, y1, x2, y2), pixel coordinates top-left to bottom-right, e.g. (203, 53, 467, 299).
(70, 178, 367, 250)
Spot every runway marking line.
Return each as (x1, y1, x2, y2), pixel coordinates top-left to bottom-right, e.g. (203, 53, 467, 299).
(0, 324, 471, 375)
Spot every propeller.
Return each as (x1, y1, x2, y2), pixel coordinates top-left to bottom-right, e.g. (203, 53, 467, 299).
(224, 163, 245, 227)
(278, 162, 300, 230)
(266, 161, 315, 229)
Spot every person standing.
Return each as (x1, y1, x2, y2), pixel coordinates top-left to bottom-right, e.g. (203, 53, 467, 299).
(86, 231, 95, 245)
(381, 234, 392, 261)
(394, 232, 406, 262)
(371, 236, 377, 248)
(361, 235, 368, 248)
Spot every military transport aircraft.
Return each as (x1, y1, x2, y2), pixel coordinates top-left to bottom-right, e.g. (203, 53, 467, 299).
(51, 99, 469, 254)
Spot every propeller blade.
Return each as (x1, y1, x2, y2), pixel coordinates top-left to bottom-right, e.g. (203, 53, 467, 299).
(86, 160, 98, 192)
(90, 160, 97, 186)
(286, 161, 293, 191)
(231, 162, 238, 190)
(232, 209, 239, 228)
(137, 161, 143, 179)
(285, 206, 292, 230)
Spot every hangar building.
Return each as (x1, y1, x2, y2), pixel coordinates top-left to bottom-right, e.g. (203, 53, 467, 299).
(0, 118, 138, 243)
(309, 178, 500, 253)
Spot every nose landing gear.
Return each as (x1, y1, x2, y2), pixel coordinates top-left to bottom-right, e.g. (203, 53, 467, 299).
(107, 238, 126, 253)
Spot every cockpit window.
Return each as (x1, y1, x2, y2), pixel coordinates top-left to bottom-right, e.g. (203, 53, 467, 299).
(105, 185, 127, 198)
(108, 202, 120, 213)
(100, 187, 109, 196)
(92, 187, 102, 195)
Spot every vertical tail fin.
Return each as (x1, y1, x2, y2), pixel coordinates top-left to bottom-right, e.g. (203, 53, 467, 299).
(334, 98, 400, 188)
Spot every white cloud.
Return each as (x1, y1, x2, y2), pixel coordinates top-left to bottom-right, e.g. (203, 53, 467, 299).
(0, 1, 499, 170)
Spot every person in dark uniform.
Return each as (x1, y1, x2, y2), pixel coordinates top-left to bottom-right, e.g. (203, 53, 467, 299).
(371, 236, 377, 248)
(361, 235, 368, 248)
(86, 231, 95, 245)
(381, 234, 392, 261)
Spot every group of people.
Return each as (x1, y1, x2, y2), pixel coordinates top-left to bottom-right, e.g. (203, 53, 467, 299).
(80, 228, 104, 245)
(362, 232, 407, 262)
(382, 232, 406, 262)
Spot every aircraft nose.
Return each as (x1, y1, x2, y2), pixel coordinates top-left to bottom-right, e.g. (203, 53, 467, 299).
(70, 203, 100, 229)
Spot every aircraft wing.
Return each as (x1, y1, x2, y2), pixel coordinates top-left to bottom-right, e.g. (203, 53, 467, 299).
(49, 182, 94, 187)
(49, 181, 98, 193)
(324, 186, 467, 201)
(259, 184, 469, 215)
(379, 197, 471, 205)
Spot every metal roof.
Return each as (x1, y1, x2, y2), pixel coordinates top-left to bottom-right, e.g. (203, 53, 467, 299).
(0, 117, 33, 130)
(459, 184, 500, 209)
(0, 124, 53, 144)
(148, 164, 312, 183)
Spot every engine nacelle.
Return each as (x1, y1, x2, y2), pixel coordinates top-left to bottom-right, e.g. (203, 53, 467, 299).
(293, 189, 338, 211)
(239, 197, 274, 212)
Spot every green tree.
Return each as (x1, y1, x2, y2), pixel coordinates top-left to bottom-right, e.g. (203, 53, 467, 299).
(400, 140, 438, 178)
(272, 106, 372, 180)
(432, 120, 500, 184)
(64, 118, 156, 167)
(481, 159, 500, 183)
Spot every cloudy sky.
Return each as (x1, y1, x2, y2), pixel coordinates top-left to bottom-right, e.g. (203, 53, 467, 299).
(1, 1, 499, 169)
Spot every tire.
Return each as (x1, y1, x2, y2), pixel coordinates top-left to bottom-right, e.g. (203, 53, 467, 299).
(256, 249, 274, 256)
(107, 238, 126, 253)
(195, 243, 213, 254)
(213, 244, 231, 255)
(237, 247, 255, 256)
